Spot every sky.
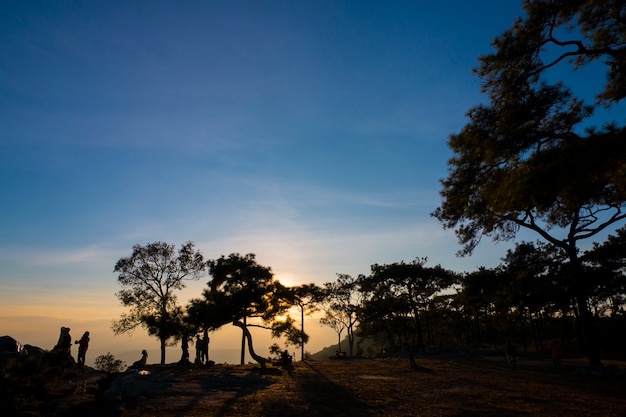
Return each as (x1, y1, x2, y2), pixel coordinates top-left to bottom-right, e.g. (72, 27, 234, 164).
(0, 0, 592, 365)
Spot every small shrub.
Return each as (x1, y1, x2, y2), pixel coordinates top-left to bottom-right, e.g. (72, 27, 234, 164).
(268, 343, 282, 362)
(94, 353, 125, 373)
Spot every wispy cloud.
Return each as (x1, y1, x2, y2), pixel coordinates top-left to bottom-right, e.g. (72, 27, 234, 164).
(1, 244, 117, 267)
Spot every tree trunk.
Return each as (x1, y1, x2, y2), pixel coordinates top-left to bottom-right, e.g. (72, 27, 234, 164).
(347, 323, 355, 356)
(240, 316, 247, 365)
(519, 307, 527, 351)
(408, 293, 424, 350)
(568, 250, 602, 367)
(160, 338, 166, 365)
(337, 330, 343, 352)
(300, 307, 305, 361)
(474, 309, 482, 347)
(576, 293, 602, 366)
(232, 321, 266, 369)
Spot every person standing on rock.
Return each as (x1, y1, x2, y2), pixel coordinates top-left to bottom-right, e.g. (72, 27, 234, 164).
(53, 326, 74, 367)
(75, 331, 90, 367)
(54, 327, 72, 355)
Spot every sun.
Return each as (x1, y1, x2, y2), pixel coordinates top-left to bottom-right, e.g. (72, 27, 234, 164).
(274, 274, 296, 288)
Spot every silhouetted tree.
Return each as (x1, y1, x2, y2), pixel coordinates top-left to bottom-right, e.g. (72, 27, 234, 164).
(112, 241, 205, 364)
(367, 259, 456, 350)
(498, 242, 572, 351)
(582, 228, 626, 355)
(291, 283, 324, 360)
(456, 267, 501, 347)
(432, 1, 626, 365)
(321, 274, 362, 356)
(584, 227, 626, 312)
(319, 307, 347, 353)
(358, 272, 413, 355)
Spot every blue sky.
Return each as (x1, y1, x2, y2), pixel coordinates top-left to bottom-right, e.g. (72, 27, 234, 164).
(0, 1, 547, 360)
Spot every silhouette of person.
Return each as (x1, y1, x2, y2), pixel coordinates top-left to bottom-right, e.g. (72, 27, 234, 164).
(53, 327, 73, 367)
(55, 327, 72, 355)
(550, 339, 563, 369)
(54, 326, 64, 349)
(281, 349, 292, 366)
(75, 331, 90, 367)
(54, 327, 67, 350)
(129, 349, 148, 370)
(505, 339, 517, 370)
(195, 335, 202, 365)
(201, 330, 210, 364)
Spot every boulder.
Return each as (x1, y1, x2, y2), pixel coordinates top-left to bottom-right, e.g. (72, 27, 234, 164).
(0, 335, 23, 353)
(24, 344, 45, 357)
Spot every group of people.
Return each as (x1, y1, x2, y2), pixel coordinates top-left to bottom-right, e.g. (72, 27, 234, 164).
(505, 338, 564, 370)
(53, 326, 212, 369)
(52, 326, 90, 367)
(180, 329, 210, 365)
(194, 330, 210, 365)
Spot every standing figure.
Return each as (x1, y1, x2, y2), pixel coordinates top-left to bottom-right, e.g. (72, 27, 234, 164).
(53, 327, 73, 367)
(550, 339, 563, 369)
(505, 339, 517, 370)
(54, 327, 72, 352)
(195, 335, 202, 365)
(54, 326, 66, 350)
(55, 327, 72, 354)
(201, 330, 210, 364)
(280, 349, 292, 366)
(75, 331, 90, 367)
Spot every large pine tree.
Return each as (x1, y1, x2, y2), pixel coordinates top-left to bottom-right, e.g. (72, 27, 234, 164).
(433, 0, 626, 365)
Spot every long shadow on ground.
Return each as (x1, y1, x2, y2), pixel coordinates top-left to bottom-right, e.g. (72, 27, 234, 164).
(287, 361, 376, 417)
(101, 364, 277, 417)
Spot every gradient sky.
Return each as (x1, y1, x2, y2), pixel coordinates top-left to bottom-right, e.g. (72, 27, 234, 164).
(0, 0, 575, 363)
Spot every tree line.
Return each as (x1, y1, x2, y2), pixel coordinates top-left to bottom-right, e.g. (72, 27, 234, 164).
(112, 233, 626, 367)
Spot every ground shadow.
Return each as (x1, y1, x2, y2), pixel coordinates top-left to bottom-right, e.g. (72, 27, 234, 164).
(100, 364, 278, 417)
(290, 361, 376, 417)
(173, 366, 278, 417)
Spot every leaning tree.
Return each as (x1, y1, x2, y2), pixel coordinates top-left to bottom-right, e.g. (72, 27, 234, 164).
(433, 0, 626, 365)
(112, 241, 206, 364)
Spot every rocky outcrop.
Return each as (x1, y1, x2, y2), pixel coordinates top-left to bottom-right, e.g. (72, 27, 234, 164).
(0, 335, 23, 353)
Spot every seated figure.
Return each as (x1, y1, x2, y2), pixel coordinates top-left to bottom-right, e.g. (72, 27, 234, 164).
(128, 349, 148, 370)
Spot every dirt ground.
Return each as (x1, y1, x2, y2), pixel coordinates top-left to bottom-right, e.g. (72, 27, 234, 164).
(93, 352, 626, 417)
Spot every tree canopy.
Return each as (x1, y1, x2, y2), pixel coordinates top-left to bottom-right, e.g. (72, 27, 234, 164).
(432, 0, 626, 365)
